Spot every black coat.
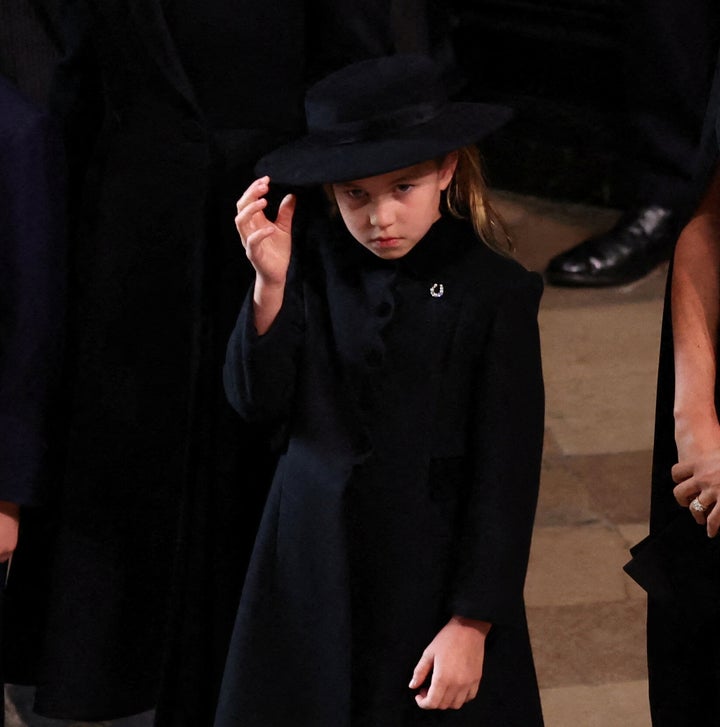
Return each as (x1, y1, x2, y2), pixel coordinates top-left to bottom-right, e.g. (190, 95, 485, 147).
(217, 215, 545, 727)
(0, 76, 66, 714)
(0, 75, 65, 508)
(4, 2, 433, 724)
(623, 48, 720, 726)
(11, 3, 305, 719)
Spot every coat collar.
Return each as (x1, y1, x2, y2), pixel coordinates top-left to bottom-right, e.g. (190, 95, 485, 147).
(316, 213, 477, 416)
(398, 214, 476, 278)
(324, 213, 477, 279)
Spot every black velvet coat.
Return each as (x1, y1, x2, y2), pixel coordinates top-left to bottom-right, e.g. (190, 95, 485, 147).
(3, 2, 404, 724)
(217, 215, 545, 727)
(623, 48, 720, 725)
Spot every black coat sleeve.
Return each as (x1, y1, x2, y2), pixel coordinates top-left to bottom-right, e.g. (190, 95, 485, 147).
(223, 260, 305, 424)
(448, 272, 544, 625)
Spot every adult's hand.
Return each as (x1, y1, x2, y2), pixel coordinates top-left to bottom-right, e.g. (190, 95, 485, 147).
(673, 450, 720, 536)
(0, 501, 20, 563)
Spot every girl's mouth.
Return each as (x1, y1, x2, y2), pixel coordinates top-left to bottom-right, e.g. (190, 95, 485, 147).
(372, 237, 400, 248)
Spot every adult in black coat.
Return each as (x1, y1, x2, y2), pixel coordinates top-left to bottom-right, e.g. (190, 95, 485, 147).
(624, 48, 720, 725)
(0, 73, 66, 720)
(3, 2, 442, 725)
(545, 0, 720, 287)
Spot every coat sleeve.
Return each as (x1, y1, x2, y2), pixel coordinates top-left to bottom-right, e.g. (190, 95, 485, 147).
(223, 257, 305, 424)
(448, 271, 544, 626)
(0, 79, 66, 506)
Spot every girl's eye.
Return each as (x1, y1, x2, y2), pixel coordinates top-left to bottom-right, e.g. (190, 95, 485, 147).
(345, 189, 366, 200)
(396, 184, 413, 193)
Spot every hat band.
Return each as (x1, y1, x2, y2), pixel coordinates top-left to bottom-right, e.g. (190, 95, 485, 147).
(307, 102, 442, 146)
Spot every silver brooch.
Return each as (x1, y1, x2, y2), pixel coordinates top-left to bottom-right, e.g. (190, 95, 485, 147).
(430, 282, 444, 298)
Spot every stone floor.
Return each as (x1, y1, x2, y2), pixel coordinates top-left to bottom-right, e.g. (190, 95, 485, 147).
(497, 191, 661, 727)
(6, 190, 661, 726)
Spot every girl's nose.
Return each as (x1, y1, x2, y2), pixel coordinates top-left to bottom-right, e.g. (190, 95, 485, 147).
(369, 200, 392, 228)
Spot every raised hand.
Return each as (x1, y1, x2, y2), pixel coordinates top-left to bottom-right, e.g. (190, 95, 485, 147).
(235, 176, 296, 288)
(235, 177, 296, 334)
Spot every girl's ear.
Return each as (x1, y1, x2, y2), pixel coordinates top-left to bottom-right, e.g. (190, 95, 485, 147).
(438, 151, 459, 191)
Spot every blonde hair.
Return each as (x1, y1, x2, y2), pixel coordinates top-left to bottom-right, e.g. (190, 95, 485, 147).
(444, 145, 513, 255)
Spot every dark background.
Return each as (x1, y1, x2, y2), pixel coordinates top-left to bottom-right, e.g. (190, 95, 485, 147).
(450, 0, 627, 206)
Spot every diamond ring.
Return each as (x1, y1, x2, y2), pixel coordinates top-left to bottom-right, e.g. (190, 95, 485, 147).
(690, 497, 708, 513)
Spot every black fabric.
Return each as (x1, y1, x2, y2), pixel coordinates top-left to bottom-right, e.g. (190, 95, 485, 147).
(1, 2, 445, 724)
(620, 0, 720, 210)
(216, 215, 545, 727)
(0, 73, 66, 727)
(0, 76, 65, 508)
(0, 11, 67, 724)
(0, 0, 64, 107)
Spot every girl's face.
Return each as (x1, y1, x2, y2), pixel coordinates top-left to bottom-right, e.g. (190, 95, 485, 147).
(331, 154, 458, 260)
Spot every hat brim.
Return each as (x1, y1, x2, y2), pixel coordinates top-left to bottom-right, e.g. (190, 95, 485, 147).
(255, 102, 513, 186)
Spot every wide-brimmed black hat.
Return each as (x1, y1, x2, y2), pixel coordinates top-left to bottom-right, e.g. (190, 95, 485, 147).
(255, 54, 513, 185)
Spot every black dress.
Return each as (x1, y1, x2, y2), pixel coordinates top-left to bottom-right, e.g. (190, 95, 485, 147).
(217, 214, 545, 726)
(624, 47, 720, 726)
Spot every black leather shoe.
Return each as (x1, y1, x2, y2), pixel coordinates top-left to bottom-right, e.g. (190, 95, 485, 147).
(545, 205, 677, 287)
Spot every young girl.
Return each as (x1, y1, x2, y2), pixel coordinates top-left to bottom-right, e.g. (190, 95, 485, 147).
(215, 54, 545, 727)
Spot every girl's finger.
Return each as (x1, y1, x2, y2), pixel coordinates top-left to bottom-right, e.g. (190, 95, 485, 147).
(275, 194, 297, 232)
(235, 176, 270, 212)
(245, 226, 276, 254)
(409, 652, 433, 690)
(235, 202, 270, 247)
(235, 197, 268, 229)
(416, 680, 447, 710)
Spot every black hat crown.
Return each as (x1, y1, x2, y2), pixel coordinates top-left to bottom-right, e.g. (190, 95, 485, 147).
(256, 54, 512, 185)
(305, 55, 448, 144)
